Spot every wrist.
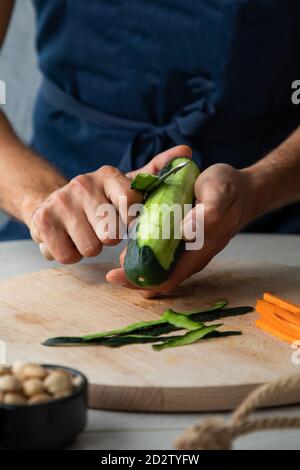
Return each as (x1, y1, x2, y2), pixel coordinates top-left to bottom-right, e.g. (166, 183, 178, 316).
(21, 191, 50, 227)
(21, 182, 66, 227)
(240, 161, 280, 225)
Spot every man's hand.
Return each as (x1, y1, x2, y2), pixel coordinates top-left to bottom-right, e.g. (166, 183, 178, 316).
(29, 166, 144, 263)
(106, 160, 257, 297)
(29, 145, 191, 264)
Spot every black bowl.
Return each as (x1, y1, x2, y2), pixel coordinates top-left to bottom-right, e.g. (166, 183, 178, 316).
(0, 364, 88, 450)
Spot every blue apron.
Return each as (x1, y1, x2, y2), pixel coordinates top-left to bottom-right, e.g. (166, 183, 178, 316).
(2, 0, 300, 240)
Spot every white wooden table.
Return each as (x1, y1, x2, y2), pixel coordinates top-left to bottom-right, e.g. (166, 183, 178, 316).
(1, 234, 300, 450)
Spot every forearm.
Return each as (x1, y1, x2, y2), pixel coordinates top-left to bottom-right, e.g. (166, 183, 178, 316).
(0, 110, 67, 225)
(242, 126, 300, 223)
(0, 0, 15, 45)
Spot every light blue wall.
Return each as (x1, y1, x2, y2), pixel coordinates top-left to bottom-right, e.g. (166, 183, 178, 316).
(0, 0, 40, 142)
(0, 0, 40, 225)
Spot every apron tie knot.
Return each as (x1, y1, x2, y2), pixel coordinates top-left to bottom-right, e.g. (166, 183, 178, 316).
(119, 75, 216, 172)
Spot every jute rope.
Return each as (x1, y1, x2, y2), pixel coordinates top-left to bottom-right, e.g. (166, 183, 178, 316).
(175, 374, 300, 450)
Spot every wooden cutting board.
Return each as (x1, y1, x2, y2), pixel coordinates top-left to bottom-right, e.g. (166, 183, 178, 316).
(0, 261, 299, 412)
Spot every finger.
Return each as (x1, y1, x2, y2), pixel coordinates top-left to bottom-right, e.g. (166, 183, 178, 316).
(182, 171, 236, 242)
(103, 175, 143, 225)
(96, 214, 122, 246)
(95, 166, 143, 226)
(64, 210, 103, 257)
(41, 222, 82, 264)
(39, 242, 54, 261)
(30, 224, 42, 244)
(194, 166, 237, 214)
(108, 248, 158, 297)
(106, 246, 143, 287)
(126, 145, 192, 180)
(119, 246, 127, 267)
(63, 172, 126, 246)
(88, 191, 127, 246)
(149, 249, 216, 294)
(182, 202, 203, 242)
(77, 186, 122, 247)
(106, 267, 157, 297)
(32, 203, 83, 264)
(106, 267, 134, 287)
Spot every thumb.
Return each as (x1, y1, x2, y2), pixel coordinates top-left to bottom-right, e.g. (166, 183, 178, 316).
(182, 202, 202, 242)
(126, 145, 192, 180)
(182, 166, 236, 241)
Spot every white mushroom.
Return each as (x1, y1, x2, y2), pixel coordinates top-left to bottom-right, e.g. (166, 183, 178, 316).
(3, 392, 27, 405)
(54, 389, 73, 399)
(12, 360, 25, 378)
(28, 392, 51, 405)
(54, 368, 72, 378)
(22, 378, 45, 397)
(0, 375, 21, 393)
(44, 371, 72, 394)
(72, 375, 83, 389)
(19, 364, 47, 381)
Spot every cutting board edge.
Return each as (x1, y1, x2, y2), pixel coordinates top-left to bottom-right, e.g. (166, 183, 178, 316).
(87, 381, 300, 412)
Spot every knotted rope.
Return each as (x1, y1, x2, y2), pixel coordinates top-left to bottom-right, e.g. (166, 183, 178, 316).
(175, 374, 300, 450)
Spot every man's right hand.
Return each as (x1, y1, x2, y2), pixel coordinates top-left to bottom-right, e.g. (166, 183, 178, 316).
(29, 165, 144, 264)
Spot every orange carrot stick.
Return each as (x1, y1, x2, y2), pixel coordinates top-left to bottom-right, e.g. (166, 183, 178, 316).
(256, 303, 300, 338)
(263, 292, 300, 315)
(256, 319, 297, 344)
(256, 299, 300, 327)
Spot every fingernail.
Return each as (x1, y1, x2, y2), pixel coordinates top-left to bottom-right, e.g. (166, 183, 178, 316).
(106, 272, 119, 284)
(108, 278, 121, 285)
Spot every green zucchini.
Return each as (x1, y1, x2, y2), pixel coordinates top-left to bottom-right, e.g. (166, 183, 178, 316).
(124, 157, 200, 287)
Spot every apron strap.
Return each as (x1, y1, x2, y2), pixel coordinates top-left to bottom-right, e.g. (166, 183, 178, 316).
(41, 77, 151, 132)
(41, 76, 215, 172)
